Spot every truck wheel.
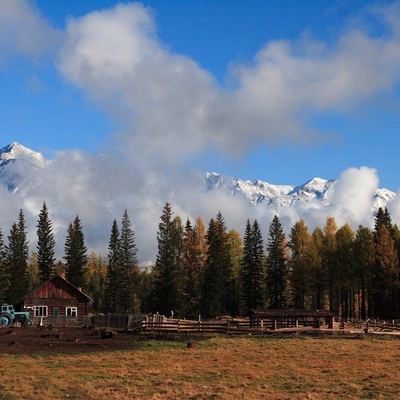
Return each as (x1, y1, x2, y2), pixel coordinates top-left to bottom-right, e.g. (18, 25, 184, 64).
(24, 319, 33, 327)
(0, 313, 12, 327)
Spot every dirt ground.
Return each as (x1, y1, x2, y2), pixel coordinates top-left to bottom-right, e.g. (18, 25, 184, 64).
(0, 325, 146, 354)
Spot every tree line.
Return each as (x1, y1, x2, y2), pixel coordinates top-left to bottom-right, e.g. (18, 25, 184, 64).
(0, 202, 399, 321)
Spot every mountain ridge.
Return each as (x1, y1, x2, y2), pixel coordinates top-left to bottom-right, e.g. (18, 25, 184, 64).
(0, 142, 397, 212)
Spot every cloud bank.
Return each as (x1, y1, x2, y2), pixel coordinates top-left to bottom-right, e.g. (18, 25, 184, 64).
(1, 2, 400, 261)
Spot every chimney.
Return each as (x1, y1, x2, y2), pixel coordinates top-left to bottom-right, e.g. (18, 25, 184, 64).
(60, 272, 66, 279)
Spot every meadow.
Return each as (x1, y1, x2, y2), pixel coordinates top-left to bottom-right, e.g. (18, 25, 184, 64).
(1, 334, 400, 399)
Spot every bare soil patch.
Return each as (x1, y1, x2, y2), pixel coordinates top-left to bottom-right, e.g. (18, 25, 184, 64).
(0, 326, 145, 354)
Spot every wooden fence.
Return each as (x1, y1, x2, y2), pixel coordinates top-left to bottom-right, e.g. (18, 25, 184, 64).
(128, 316, 326, 335)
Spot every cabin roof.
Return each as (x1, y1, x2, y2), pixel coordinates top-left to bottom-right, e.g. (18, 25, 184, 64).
(24, 274, 92, 302)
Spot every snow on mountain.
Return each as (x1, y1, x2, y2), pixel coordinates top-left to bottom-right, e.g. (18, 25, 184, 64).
(0, 143, 396, 215)
(0, 142, 49, 194)
(0, 142, 47, 169)
(204, 172, 395, 212)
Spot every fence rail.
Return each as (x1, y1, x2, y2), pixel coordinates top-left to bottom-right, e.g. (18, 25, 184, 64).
(129, 317, 325, 335)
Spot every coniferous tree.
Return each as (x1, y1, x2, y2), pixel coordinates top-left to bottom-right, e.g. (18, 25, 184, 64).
(0, 228, 10, 304)
(266, 215, 288, 309)
(323, 216, 338, 313)
(7, 210, 29, 304)
(181, 219, 202, 318)
(36, 202, 56, 283)
(86, 252, 107, 313)
(194, 217, 208, 269)
(373, 223, 399, 319)
(64, 215, 88, 290)
(152, 203, 183, 315)
(288, 219, 313, 309)
(309, 227, 326, 309)
(228, 229, 244, 316)
(105, 219, 121, 313)
(241, 219, 265, 311)
(201, 212, 234, 318)
(335, 223, 355, 321)
(119, 209, 140, 313)
(353, 225, 375, 320)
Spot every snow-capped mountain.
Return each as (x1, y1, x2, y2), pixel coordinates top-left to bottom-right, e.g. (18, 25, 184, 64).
(0, 142, 397, 213)
(0, 142, 47, 168)
(0, 142, 49, 194)
(204, 172, 395, 211)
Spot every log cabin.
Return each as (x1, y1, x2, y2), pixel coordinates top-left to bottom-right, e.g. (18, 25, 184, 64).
(22, 273, 92, 325)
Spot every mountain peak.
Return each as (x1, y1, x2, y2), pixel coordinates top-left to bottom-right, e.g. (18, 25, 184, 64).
(0, 142, 47, 168)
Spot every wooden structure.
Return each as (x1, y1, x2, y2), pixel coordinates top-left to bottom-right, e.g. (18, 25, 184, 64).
(22, 274, 92, 325)
(249, 309, 334, 330)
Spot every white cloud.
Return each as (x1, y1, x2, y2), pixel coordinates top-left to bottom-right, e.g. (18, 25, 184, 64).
(58, 2, 400, 165)
(1, 2, 400, 260)
(0, 0, 61, 64)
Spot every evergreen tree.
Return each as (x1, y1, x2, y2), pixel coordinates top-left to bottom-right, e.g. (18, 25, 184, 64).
(64, 215, 88, 289)
(7, 210, 29, 304)
(266, 215, 288, 309)
(181, 218, 202, 318)
(152, 203, 183, 315)
(241, 219, 265, 311)
(335, 223, 355, 321)
(119, 209, 140, 313)
(288, 219, 313, 309)
(0, 228, 10, 304)
(201, 212, 234, 318)
(36, 202, 56, 283)
(374, 207, 393, 233)
(105, 219, 121, 313)
(353, 225, 375, 320)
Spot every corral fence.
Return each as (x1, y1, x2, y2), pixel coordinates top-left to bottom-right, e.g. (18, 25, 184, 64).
(365, 319, 400, 333)
(127, 314, 333, 335)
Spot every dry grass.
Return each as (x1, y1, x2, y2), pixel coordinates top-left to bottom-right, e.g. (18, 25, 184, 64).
(1, 334, 400, 399)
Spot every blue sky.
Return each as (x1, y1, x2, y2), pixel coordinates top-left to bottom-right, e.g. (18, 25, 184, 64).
(1, 0, 400, 190)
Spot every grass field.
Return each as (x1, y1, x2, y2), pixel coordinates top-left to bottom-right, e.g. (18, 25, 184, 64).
(1, 334, 400, 399)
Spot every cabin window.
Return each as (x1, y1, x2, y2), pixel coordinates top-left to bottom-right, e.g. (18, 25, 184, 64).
(33, 306, 48, 317)
(66, 307, 77, 318)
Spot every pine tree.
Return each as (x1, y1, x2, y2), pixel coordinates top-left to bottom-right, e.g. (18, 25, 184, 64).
(335, 223, 355, 321)
(241, 220, 265, 311)
(266, 215, 288, 309)
(36, 202, 56, 283)
(353, 225, 375, 320)
(181, 218, 202, 318)
(119, 209, 140, 313)
(7, 210, 29, 304)
(152, 203, 183, 315)
(0, 228, 10, 304)
(105, 219, 121, 313)
(201, 212, 234, 318)
(64, 215, 88, 289)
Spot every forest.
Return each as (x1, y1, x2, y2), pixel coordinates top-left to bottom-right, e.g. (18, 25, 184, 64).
(0, 201, 399, 321)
